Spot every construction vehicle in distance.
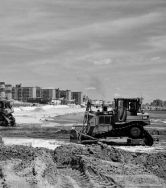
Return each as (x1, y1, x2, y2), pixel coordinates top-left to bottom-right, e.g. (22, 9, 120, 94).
(70, 98, 154, 146)
(0, 99, 16, 127)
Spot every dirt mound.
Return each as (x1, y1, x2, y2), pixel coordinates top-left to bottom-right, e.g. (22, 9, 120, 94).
(118, 148, 166, 180)
(0, 144, 165, 187)
(54, 144, 122, 166)
(0, 145, 57, 188)
(14, 150, 57, 186)
(0, 145, 35, 161)
(53, 144, 166, 187)
(53, 144, 123, 187)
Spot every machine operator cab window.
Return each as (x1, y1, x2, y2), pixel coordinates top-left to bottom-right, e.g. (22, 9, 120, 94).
(115, 98, 141, 122)
(129, 101, 137, 115)
(117, 99, 127, 122)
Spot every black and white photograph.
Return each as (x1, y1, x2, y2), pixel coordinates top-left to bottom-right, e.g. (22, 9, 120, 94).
(0, 0, 166, 187)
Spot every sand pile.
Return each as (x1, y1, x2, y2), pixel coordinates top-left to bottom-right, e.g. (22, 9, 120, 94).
(0, 144, 165, 187)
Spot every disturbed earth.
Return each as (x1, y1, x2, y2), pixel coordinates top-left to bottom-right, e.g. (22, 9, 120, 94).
(0, 106, 166, 187)
(0, 144, 166, 188)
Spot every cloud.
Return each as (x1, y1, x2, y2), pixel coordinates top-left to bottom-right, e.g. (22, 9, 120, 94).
(146, 35, 166, 51)
(150, 56, 161, 64)
(151, 56, 160, 61)
(88, 76, 106, 98)
(10, 12, 161, 44)
(114, 93, 120, 98)
(0, 0, 166, 101)
(85, 87, 96, 90)
(93, 58, 112, 65)
(115, 87, 121, 91)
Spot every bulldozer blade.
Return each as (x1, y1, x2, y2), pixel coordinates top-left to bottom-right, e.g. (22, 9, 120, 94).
(70, 129, 98, 144)
(81, 140, 99, 144)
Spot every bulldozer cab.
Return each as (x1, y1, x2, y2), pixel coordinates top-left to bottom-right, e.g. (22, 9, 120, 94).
(114, 98, 141, 122)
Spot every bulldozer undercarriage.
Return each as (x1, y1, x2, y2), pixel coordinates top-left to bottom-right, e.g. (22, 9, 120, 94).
(0, 115, 16, 127)
(70, 124, 154, 146)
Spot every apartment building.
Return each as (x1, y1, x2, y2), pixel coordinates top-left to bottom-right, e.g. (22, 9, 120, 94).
(12, 85, 42, 102)
(12, 84, 22, 101)
(5, 84, 12, 100)
(11, 83, 83, 105)
(36, 87, 42, 98)
(42, 88, 56, 100)
(71, 91, 83, 105)
(0, 82, 13, 100)
(0, 82, 5, 99)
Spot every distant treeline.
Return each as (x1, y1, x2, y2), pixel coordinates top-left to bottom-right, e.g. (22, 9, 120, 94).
(146, 99, 166, 107)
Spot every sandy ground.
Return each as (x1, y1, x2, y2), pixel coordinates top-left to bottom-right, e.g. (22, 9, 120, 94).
(0, 144, 165, 188)
(13, 105, 85, 125)
(0, 106, 166, 187)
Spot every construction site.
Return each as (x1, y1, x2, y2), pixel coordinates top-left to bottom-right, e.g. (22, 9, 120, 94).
(1, 0, 166, 187)
(0, 96, 166, 188)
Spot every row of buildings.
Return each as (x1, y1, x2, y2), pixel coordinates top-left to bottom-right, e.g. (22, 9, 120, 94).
(0, 82, 83, 105)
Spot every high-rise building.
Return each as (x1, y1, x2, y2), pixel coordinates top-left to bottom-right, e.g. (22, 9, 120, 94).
(42, 88, 56, 100)
(71, 91, 83, 105)
(12, 85, 42, 101)
(0, 82, 13, 100)
(36, 87, 42, 98)
(12, 84, 22, 101)
(0, 82, 5, 99)
(5, 84, 12, 100)
(21, 87, 37, 101)
(10, 83, 83, 104)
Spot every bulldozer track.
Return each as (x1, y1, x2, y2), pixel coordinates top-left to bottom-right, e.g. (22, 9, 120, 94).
(73, 122, 154, 146)
(87, 166, 121, 188)
(58, 167, 122, 188)
(58, 168, 94, 188)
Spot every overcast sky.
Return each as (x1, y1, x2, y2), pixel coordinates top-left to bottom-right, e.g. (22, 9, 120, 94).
(0, 0, 166, 101)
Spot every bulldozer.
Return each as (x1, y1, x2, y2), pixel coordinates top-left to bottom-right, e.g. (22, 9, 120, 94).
(70, 98, 154, 146)
(0, 99, 16, 127)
